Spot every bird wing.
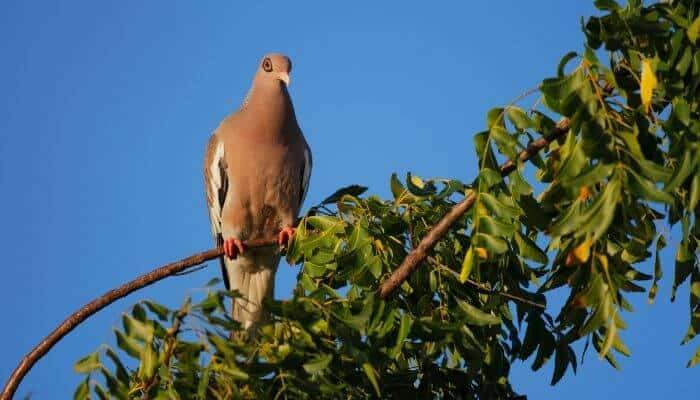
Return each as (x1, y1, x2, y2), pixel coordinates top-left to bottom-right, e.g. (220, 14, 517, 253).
(298, 139, 313, 209)
(203, 133, 231, 288)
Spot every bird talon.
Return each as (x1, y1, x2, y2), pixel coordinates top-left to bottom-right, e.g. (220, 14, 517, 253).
(223, 238, 245, 259)
(277, 227, 295, 247)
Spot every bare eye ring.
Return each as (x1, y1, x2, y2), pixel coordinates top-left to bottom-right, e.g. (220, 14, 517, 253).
(262, 58, 273, 72)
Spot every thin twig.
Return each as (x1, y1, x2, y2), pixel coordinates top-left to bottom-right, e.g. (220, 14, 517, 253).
(428, 256, 545, 309)
(377, 118, 571, 299)
(141, 303, 189, 398)
(0, 238, 277, 400)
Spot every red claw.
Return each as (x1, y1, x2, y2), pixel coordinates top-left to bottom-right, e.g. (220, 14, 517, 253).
(277, 226, 296, 248)
(223, 238, 245, 259)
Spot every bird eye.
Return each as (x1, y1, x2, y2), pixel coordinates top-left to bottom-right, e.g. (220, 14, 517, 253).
(262, 58, 273, 72)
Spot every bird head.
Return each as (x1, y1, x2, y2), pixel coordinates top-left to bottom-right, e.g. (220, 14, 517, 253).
(257, 53, 292, 86)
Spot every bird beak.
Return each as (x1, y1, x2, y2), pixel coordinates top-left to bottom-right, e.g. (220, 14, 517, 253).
(278, 72, 290, 86)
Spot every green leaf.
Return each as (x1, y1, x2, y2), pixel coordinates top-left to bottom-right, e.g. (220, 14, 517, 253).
(549, 200, 584, 237)
(487, 107, 505, 128)
(99, 364, 129, 398)
(594, 0, 619, 10)
(473, 233, 509, 255)
(557, 51, 579, 76)
(688, 346, 700, 368)
(339, 295, 374, 333)
(406, 173, 436, 197)
(137, 343, 159, 381)
(390, 313, 412, 358)
(520, 318, 542, 360)
(390, 173, 407, 201)
(581, 295, 612, 335)
(592, 333, 620, 370)
(687, 16, 700, 43)
(74, 350, 101, 374)
(557, 138, 587, 181)
(689, 173, 700, 211)
(303, 261, 331, 278)
(506, 106, 532, 130)
(627, 169, 674, 204)
(676, 46, 693, 76)
(672, 239, 694, 301)
(457, 299, 502, 326)
(479, 216, 517, 238)
(532, 333, 555, 371)
(362, 362, 381, 397)
(479, 168, 502, 188)
(104, 346, 130, 384)
(635, 157, 672, 183)
(599, 313, 618, 359)
(648, 235, 666, 304)
(74, 377, 90, 400)
(566, 163, 613, 188)
(114, 329, 142, 359)
(514, 232, 548, 264)
(142, 300, 169, 321)
(584, 177, 620, 241)
(303, 353, 333, 374)
(518, 194, 550, 231)
(93, 383, 109, 400)
(320, 185, 368, 205)
(480, 192, 521, 219)
(213, 362, 250, 380)
(122, 314, 155, 342)
(672, 98, 691, 126)
(204, 277, 221, 287)
(490, 126, 519, 161)
(460, 246, 476, 283)
(197, 366, 212, 398)
(551, 344, 568, 385)
(510, 169, 533, 195)
(540, 69, 586, 111)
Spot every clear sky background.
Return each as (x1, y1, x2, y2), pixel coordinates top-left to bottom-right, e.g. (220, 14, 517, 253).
(0, 1, 697, 398)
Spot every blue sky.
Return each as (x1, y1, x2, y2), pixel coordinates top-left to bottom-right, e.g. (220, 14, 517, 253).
(0, 1, 696, 398)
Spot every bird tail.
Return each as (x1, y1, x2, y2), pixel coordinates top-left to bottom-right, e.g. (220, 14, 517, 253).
(220, 249, 280, 338)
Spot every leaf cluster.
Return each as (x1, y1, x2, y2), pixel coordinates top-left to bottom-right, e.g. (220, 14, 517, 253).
(73, 1, 700, 398)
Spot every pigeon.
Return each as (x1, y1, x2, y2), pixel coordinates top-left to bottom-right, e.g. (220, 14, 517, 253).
(204, 53, 312, 336)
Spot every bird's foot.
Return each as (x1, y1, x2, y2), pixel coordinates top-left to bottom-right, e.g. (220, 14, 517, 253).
(277, 226, 295, 248)
(223, 238, 245, 259)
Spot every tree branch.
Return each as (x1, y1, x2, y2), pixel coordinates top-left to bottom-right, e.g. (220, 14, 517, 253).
(2, 119, 570, 399)
(377, 118, 570, 299)
(1, 238, 277, 400)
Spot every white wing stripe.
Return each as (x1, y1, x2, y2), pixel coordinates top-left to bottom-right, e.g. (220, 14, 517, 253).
(208, 140, 225, 238)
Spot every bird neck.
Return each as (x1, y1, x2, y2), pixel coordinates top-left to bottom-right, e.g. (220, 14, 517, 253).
(243, 80, 296, 126)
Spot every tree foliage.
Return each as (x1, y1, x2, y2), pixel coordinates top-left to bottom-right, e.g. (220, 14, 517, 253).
(73, 1, 699, 398)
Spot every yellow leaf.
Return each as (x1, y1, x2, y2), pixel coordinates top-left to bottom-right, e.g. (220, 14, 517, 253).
(569, 237, 593, 265)
(640, 59, 657, 112)
(578, 186, 591, 201)
(409, 174, 425, 189)
(373, 239, 385, 253)
(475, 247, 488, 260)
(460, 246, 475, 283)
(476, 202, 489, 217)
(596, 253, 609, 272)
(687, 16, 700, 43)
